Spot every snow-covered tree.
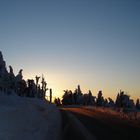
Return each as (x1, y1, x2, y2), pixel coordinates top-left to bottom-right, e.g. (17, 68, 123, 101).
(136, 99, 140, 110)
(74, 85, 84, 105)
(96, 91, 104, 107)
(108, 97, 115, 107)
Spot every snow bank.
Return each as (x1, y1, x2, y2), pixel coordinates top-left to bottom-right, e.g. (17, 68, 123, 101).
(0, 93, 61, 140)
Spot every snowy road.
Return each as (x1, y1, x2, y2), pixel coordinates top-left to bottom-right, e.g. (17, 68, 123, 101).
(60, 107, 140, 140)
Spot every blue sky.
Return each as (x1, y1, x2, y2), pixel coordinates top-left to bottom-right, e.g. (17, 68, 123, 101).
(0, 0, 140, 100)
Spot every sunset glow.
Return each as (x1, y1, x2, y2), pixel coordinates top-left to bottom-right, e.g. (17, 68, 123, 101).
(0, 0, 140, 101)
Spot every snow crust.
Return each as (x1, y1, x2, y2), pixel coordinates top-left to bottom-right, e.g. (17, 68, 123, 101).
(0, 93, 61, 140)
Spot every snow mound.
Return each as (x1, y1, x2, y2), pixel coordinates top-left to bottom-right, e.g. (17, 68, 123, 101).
(0, 93, 61, 140)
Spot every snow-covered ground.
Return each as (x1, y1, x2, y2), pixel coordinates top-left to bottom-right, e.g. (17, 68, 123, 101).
(83, 106, 140, 120)
(0, 92, 61, 140)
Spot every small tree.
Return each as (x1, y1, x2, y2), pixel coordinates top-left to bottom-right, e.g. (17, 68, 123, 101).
(62, 90, 69, 105)
(136, 99, 140, 110)
(96, 90, 104, 107)
(108, 97, 115, 107)
(75, 85, 83, 105)
(115, 93, 121, 107)
(87, 90, 95, 105)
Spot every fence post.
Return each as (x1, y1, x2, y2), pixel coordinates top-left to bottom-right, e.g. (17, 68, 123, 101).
(50, 88, 52, 103)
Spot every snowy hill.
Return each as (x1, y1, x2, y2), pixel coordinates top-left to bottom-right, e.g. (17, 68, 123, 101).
(0, 93, 61, 140)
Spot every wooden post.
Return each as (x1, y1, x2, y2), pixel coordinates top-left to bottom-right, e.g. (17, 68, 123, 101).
(50, 88, 52, 103)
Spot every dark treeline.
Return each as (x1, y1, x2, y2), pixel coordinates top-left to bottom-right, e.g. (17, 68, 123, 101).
(0, 51, 47, 99)
(1, 50, 140, 109)
(57, 85, 140, 110)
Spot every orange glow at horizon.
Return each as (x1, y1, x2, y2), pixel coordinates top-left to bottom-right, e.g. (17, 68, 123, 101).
(22, 70, 140, 102)
(1, 0, 140, 105)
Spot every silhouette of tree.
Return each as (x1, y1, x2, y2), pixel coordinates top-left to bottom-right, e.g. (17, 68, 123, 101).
(54, 98, 61, 106)
(73, 90, 78, 104)
(115, 91, 125, 107)
(104, 99, 108, 107)
(75, 85, 84, 105)
(115, 90, 135, 109)
(8, 66, 16, 91)
(0, 51, 49, 100)
(108, 97, 115, 107)
(96, 91, 104, 107)
(62, 90, 70, 105)
(136, 99, 140, 110)
(83, 90, 96, 105)
(115, 93, 121, 107)
(41, 76, 48, 99)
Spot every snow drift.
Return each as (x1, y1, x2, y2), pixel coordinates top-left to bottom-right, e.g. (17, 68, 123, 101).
(0, 93, 61, 140)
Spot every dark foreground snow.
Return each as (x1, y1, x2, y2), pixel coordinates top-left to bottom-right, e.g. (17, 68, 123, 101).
(0, 93, 61, 140)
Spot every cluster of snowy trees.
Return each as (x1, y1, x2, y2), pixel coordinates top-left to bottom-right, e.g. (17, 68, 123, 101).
(0, 51, 47, 99)
(62, 85, 96, 106)
(116, 91, 140, 110)
(61, 85, 140, 110)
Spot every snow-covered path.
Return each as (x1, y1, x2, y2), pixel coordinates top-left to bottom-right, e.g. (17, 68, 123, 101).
(60, 107, 140, 140)
(60, 108, 96, 140)
(0, 93, 61, 140)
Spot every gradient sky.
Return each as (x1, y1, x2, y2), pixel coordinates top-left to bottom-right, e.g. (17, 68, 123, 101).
(0, 0, 140, 100)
